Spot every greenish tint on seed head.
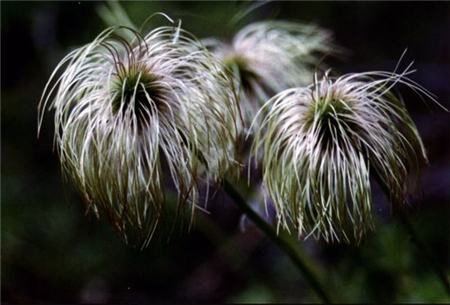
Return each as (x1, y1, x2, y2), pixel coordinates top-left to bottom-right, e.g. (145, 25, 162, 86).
(111, 66, 162, 126)
(223, 54, 260, 94)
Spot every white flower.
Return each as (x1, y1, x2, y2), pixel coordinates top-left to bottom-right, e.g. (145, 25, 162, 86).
(252, 67, 435, 243)
(38, 24, 241, 248)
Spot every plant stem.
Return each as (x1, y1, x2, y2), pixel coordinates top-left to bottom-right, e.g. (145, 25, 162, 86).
(396, 208, 450, 295)
(373, 172, 450, 295)
(221, 179, 333, 303)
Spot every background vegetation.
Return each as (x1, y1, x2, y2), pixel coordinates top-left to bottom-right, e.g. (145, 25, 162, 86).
(2, 1, 449, 303)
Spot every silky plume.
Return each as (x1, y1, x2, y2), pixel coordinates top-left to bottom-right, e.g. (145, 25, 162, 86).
(252, 67, 437, 243)
(204, 21, 335, 133)
(38, 23, 241, 248)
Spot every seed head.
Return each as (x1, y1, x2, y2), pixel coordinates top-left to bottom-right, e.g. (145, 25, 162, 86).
(252, 67, 433, 243)
(38, 24, 241, 248)
(204, 21, 335, 131)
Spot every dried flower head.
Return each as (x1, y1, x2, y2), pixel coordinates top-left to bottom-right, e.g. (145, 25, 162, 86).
(252, 66, 435, 243)
(38, 23, 241, 248)
(204, 21, 334, 131)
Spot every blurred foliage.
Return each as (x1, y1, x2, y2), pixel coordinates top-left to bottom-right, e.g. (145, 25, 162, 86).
(2, 1, 449, 303)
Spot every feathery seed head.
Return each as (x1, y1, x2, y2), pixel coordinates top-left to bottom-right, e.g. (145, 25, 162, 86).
(38, 24, 241, 248)
(252, 68, 431, 243)
(204, 21, 335, 130)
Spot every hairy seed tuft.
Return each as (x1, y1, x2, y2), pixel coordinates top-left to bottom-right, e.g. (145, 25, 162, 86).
(252, 67, 434, 243)
(38, 24, 241, 248)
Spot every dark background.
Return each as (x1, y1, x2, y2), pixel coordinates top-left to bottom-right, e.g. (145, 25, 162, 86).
(2, 1, 449, 303)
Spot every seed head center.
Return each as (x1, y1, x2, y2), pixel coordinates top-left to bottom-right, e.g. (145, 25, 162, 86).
(111, 67, 163, 127)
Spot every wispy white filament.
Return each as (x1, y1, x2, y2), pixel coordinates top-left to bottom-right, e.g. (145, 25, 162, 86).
(38, 25, 241, 248)
(252, 67, 433, 243)
(204, 21, 335, 131)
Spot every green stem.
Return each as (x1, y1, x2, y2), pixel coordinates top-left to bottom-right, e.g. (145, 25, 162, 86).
(221, 179, 333, 303)
(396, 208, 450, 295)
(188, 139, 331, 302)
(373, 172, 450, 295)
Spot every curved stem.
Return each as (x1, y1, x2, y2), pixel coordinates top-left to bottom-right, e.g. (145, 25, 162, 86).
(396, 209, 450, 295)
(221, 179, 333, 303)
(373, 171, 450, 295)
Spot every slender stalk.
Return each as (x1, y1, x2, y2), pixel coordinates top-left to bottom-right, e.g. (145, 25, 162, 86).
(190, 138, 331, 302)
(396, 209, 450, 295)
(373, 172, 450, 295)
(221, 179, 333, 303)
